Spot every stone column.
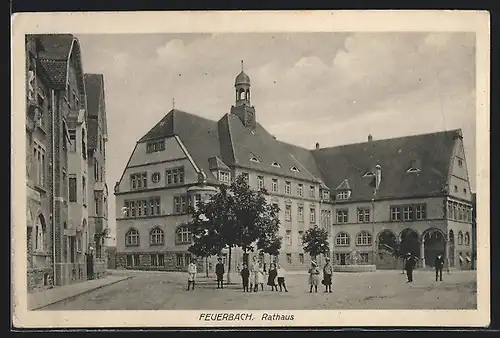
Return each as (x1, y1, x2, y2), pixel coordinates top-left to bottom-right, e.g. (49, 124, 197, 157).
(420, 239, 426, 268)
(444, 236, 450, 273)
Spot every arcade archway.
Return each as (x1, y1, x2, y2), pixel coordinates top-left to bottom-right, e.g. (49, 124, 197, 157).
(448, 230, 455, 267)
(422, 228, 446, 268)
(377, 229, 398, 269)
(399, 228, 420, 258)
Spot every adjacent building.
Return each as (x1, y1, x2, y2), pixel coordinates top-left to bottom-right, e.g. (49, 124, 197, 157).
(26, 34, 109, 290)
(114, 65, 474, 272)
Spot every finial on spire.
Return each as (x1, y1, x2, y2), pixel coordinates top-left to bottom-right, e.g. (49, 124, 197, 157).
(172, 97, 175, 110)
(241, 60, 244, 72)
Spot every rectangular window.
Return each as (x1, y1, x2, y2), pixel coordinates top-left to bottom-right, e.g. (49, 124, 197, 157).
(146, 140, 165, 153)
(151, 254, 164, 267)
(298, 206, 304, 223)
(298, 253, 304, 263)
(166, 167, 185, 185)
(457, 158, 463, 167)
(95, 198, 101, 216)
(33, 142, 46, 188)
(82, 176, 86, 205)
(285, 181, 291, 195)
(322, 190, 330, 200)
(447, 201, 453, 219)
(416, 204, 426, 220)
(357, 208, 371, 223)
(240, 172, 249, 184)
(285, 205, 292, 222)
(272, 179, 278, 192)
(285, 230, 292, 245)
(69, 177, 77, 202)
(298, 230, 304, 244)
(69, 130, 77, 152)
(93, 159, 99, 182)
(286, 253, 292, 264)
(390, 207, 401, 221)
(309, 186, 315, 198)
(403, 206, 413, 221)
(336, 209, 348, 223)
(126, 254, 140, 267)
(36, 93, 45, 128)
(321, 210, 331, 228)
(176, 254, 184, 267)
(130, 201, 136, 217)
(297, 184, 303, 197)
(219, 171, 231, 184)
(124, 201, 130, 217)
(360, 253, 369, 264)
(258, 176, 264, 190)
(337, 191, 349, 200)
(309, 207, 316, 223)
(174, 196, 187, 214)
(194, 194, 202, 210)
(131, 172, 148, 190)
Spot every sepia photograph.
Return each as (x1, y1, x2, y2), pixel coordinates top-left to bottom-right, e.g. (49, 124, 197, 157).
(12, 11, 490, 328)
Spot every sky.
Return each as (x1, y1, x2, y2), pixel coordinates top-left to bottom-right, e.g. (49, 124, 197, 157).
(76, 32, 476, 244)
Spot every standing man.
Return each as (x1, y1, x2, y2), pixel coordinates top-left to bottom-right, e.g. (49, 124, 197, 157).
(215, 257, 225, 289)
(187, 258, 198, 291)
(434, 252, 445, 282)
(404, 253, 417, 283)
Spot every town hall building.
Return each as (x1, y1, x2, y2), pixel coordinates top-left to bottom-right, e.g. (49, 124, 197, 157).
(114, 64, 474, 272)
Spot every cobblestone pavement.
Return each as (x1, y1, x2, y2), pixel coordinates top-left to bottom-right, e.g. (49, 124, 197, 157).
(43, 270, 476, 310)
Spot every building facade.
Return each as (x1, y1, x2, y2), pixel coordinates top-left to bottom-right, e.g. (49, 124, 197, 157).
(25, 34, 109, 290)
(115, 66, 474, 272)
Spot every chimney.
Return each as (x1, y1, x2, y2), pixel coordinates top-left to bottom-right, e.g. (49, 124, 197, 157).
(375, 164, 382, 191)
(368, 134, 373, 142)
(315, 142, 320, 149)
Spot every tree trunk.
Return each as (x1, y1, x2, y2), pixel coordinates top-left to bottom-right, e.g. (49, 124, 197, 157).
(205, 256, 209, 278)
(227, 247, 232, 284)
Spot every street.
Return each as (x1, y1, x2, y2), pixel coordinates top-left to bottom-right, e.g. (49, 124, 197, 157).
(41, 269, 476, 310)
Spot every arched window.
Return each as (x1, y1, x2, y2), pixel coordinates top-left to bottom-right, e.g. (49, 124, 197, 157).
(239, 89, 245, 100)
(457, 231, 464, 245)
(448, 230, 454, 243)
(356, 231, 372, 246)
(150, 227, 164, 245)
(125, 228, 139, 246)
(335, 232, 350, 246)
(464, 232, 470, 246)
(176, 226, 192, 245)
(35, 214, 46, 252)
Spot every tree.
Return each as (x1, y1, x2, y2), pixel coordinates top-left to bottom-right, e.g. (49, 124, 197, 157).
(186, 174, 280, 283)
(187, 227, 224, 277)
(302, 226, 329, 261)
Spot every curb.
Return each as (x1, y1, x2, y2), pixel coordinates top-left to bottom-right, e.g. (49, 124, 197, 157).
(32, 276, 134, 310)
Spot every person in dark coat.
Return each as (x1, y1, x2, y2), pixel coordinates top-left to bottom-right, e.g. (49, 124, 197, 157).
(267, 263, 278, 291)
(322, 257, 333, 293)
(404, 252, 417, 283)
(240, 263, 250, 292)
(434, 253, 445, 281)
(215, 257, 225, 289)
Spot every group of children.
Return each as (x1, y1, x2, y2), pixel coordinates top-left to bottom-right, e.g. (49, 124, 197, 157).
(238, 258, 289, 293)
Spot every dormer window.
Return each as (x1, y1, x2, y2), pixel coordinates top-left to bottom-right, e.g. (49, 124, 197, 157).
(250, 156, 260, 163)
(290, 166, 300, 172)
(336, 191, 350, 200)
(271, 161, 281, 168)
(146, 139, 166, 153)
(363, 172, 375, 177)
(407, 160, 420, 173)
(406, 168, 420, 173)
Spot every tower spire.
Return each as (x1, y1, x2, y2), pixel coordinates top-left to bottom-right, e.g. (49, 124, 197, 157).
(172, 97, 175, 110)
(241, 60, 244, 72)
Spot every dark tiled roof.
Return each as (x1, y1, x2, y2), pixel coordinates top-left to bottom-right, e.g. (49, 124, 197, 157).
(312, 130, 459, 202)
(84, 74, 104, 117)
(137, 109, 459, 199)
(35, 34, 74, 60)
(39, 59, 67, 88)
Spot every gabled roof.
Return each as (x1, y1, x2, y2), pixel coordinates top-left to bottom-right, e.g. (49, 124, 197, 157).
(139, 110, 222, 184)
(312, 129, 459, 201)
(335, 179, 351, 191)
(39, 59, 67, 88)
(84, 74, 104, 118)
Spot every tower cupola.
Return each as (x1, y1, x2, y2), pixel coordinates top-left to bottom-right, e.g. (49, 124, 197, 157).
(231, 60, 256, 129)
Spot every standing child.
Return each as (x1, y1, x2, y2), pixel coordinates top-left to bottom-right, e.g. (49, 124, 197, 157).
(215, 257, 225, 289)
(322, 257, 333, 293)
(267, 263, 278, 291)
(187, 259, 198, 291)
(257, 262, 265, 291)
(240, 263, 250, 292)
(276, 263, 288, 292)
(308, 261, 320, 293)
